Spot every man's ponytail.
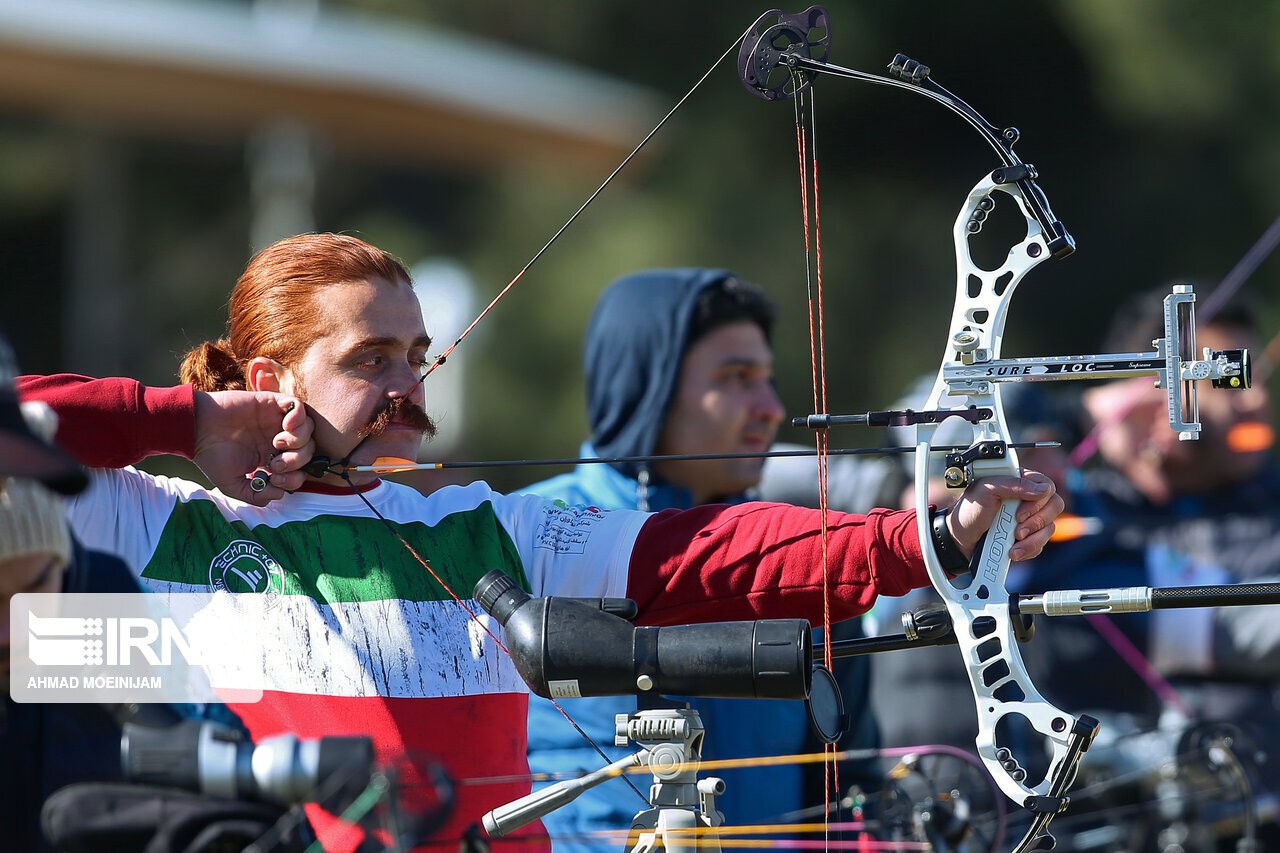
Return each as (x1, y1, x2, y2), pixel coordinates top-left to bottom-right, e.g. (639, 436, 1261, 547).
(179, 339, 245, 392)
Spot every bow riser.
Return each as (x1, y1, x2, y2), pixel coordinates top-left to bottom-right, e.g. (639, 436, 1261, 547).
(914, 172, 1089, 811)
(945, 173, 1049, 369)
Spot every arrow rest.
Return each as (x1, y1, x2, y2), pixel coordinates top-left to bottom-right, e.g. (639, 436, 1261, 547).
(943, 441, 1009, 489)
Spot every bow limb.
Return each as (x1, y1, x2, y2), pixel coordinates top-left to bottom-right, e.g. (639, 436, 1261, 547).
(913, 170, 1098, 850)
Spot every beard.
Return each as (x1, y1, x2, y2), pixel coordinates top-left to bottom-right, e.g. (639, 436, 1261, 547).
(357, 396, 437, 441)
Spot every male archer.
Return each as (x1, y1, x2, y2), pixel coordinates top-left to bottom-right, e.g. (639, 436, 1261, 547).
(19, 232, 1062, 851)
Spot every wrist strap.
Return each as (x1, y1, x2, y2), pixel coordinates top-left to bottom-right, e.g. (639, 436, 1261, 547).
(930, 507, 971, 574)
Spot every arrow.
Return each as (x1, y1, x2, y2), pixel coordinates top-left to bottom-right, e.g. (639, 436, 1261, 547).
(340, 442, 1062, 474)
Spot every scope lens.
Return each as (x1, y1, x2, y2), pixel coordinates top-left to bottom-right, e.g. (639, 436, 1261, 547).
(473, 570, 528, 624)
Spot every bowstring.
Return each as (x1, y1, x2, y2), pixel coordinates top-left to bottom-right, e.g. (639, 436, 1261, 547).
(808, 85, 837, 813)
(792, 69, 839, 843)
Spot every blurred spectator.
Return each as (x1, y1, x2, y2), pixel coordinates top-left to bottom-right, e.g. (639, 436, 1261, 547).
(0, 334, 138, 852)
(1082, 292, 1271, 508)
(1073, 292, 1280, 741)
(0, 476, 156, 853)
(522, 268, 893, 846)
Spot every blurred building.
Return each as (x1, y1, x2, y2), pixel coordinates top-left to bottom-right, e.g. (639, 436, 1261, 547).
(0, 0, 658, 384)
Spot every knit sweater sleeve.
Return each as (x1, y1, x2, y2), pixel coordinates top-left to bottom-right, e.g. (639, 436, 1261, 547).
(626, 502, 928, 626)
(16, 375, 196, 466)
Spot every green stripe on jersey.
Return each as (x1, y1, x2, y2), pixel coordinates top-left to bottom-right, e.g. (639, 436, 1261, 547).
(141, 497, 530, 605)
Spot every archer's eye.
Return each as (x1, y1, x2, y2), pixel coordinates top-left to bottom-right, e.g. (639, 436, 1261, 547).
(721, 366, 771, 389)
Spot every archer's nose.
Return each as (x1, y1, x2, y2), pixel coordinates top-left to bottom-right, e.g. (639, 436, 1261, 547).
(755, 382, 786, 432)
(386, 364, 426, 407)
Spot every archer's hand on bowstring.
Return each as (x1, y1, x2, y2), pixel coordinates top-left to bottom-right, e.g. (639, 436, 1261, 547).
(193, 390, 315, 504)
(947, 471, 1063, 563)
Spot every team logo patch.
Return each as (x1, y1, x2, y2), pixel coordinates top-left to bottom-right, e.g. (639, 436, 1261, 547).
(208, 539, 285, 602)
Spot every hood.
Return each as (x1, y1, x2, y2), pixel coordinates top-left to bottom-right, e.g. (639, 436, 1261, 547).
(585, 268, 735, 476)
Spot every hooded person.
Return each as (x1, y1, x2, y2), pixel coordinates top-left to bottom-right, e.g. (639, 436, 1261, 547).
(537, 268, 781, 511)
(521, 268, 885, 846)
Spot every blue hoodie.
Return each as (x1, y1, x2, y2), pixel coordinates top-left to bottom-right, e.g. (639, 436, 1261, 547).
(521, 269, 815, 849)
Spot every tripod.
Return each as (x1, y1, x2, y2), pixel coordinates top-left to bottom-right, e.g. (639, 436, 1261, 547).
(482, 703, 726, 852)
(622, 705, 725, 853)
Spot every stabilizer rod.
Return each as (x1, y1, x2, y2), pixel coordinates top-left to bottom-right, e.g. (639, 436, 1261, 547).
(1017, 582, 1280, 616)
(817, 582, 1280, 664)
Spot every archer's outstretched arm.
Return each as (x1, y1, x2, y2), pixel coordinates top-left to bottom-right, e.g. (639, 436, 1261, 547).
(626, 502, 925, 627)
(626, 471, 1061, 627)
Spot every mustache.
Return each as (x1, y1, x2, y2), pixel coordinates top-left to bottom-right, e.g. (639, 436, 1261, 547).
(357, 397, 437, 440)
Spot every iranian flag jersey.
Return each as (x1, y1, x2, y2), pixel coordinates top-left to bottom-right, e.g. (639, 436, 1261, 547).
(69, 469, 646, 850)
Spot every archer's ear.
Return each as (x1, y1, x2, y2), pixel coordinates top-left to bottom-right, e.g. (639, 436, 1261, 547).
(246, 357, 288, 393)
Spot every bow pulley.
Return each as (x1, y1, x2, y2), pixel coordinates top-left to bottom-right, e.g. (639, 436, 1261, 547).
(737, 6, 831, 101)
(739, 7, 1075, 262)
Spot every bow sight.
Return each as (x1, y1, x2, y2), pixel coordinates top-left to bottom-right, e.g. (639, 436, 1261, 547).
(937, 284, 1250, 447)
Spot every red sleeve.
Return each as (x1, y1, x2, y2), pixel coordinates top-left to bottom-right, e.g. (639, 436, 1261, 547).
(16, 375, 197, 467)
(627, 502, 929, 627)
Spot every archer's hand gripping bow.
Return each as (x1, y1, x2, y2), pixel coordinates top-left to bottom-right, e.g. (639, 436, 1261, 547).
(739, 8, 1250, 853)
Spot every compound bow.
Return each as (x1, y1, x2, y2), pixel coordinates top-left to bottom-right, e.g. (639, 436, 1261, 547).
(736, 8, 1250, 852)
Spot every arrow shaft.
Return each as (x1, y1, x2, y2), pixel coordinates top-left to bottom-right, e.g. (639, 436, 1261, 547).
(347, 442, 1061, 473)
